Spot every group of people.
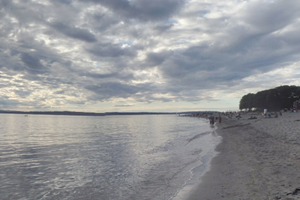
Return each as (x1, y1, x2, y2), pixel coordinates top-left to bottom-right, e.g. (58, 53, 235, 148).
(209, 115, 222, 126)
(263, 108, 284, 118)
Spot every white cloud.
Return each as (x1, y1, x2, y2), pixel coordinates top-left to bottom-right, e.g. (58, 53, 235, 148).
(0, 0, 300, 112)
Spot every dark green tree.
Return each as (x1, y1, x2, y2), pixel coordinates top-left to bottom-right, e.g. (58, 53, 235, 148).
(239, 93, 255, 111)
(239, 85, 300, 111)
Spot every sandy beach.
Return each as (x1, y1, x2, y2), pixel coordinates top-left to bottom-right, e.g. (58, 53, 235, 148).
(186, 112, 300, 200)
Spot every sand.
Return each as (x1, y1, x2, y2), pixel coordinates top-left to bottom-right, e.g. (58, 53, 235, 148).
(186, 112, 300, 200)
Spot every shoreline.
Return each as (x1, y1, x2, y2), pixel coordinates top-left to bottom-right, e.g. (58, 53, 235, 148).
(186, 112, 300, 200)
(172, 122, 222, 200)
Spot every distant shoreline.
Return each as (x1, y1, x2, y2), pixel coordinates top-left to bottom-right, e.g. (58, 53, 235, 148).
(0, 111, 178, 117)
(0, 110, 221, 117)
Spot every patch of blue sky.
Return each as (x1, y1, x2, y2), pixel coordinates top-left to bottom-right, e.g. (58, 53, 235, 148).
(199, 11, 209, 18)
(118, 39, 133, 47)
(96, 62, 102, 67)
(165, 19, 178, 25)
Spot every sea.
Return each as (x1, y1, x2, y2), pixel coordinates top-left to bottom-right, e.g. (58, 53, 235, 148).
(0, 114, 221, 200)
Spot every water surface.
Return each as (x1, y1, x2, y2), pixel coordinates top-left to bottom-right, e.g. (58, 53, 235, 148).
(0, 114, 220, 200)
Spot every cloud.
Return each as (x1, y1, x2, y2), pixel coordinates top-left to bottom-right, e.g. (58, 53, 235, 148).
(85, 82, 153, 100)
(79, 0, 185, 21)
(114, 104, 134, 107)
(1, 0, 300, 111)
(146, 51, 169, 67)
(20, 53, 46, 73)
(14, 90, 32, 98)
(49, 21, 97, 43)
(241, 0, 300, 33)
(86, 42, 136, 57)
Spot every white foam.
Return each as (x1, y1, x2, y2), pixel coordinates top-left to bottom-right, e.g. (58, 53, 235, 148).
(170, 125, 222, 200)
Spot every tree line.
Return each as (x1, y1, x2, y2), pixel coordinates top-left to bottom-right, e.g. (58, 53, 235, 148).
(239, 85, 300, 111)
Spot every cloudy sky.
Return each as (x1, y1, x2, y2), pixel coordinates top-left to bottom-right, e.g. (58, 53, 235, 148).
(1, 0, 300, 112)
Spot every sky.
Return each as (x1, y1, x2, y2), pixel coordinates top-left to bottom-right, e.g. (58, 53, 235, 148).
(1, 0, 300, 113)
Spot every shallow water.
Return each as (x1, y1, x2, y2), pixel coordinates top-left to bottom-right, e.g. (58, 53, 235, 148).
(0, 114, 220, 200)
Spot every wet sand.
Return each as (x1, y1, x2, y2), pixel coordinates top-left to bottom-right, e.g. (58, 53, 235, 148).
(186, 112, 300, 200)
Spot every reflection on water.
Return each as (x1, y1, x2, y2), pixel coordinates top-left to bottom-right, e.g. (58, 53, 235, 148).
(0, 114, 218, 200)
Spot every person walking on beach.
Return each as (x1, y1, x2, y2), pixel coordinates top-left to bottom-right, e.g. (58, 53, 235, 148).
(219, 115, 222, 123)
(209, 116, 214, 126)
(264, 108, 267, 118)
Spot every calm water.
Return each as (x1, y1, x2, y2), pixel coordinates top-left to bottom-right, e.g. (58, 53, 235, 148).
(0, 114, 221, 200)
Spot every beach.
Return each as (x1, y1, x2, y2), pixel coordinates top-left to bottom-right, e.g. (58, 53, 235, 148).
(186, 112, 300, 200)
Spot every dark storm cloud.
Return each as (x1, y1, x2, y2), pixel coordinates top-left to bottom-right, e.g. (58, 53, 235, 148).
(79, 0, 184, 21)
(50, 21, 97, 43)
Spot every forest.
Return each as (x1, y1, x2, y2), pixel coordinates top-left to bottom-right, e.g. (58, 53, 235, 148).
(239, 85, 300, 111)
